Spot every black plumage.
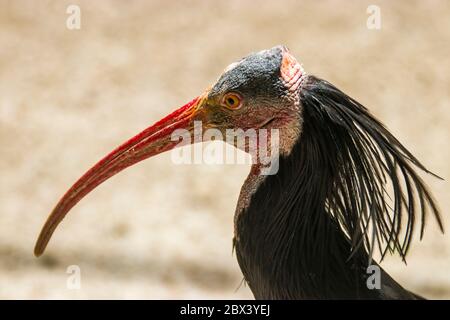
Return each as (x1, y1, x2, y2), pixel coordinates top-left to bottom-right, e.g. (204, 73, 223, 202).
(234, 75, 443, 299)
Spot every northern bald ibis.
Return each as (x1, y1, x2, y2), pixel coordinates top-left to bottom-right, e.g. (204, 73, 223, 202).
(35, 46, 443, 299)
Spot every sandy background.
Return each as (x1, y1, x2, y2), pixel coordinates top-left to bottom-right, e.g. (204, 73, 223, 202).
(0, 0, 449, 299)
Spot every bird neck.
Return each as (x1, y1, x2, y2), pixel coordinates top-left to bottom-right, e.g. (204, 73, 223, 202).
(234, 117, 371, 299)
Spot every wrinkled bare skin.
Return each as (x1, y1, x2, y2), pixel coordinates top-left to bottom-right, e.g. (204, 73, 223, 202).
(0, 1, 449, 299)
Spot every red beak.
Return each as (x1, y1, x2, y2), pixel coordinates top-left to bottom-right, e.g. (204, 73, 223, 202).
(34, 96, 205, 256)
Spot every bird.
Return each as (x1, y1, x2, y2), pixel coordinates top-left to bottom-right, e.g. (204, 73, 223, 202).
(34, 45, 443, 299)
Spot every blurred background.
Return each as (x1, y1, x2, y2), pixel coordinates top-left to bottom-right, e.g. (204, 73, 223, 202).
(0, 0, 449, 299)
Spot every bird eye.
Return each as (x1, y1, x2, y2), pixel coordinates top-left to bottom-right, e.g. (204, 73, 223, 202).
(222, 93, 242, 109)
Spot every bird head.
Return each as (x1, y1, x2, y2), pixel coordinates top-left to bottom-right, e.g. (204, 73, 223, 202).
(34, 45, 306, 256)
(202, 45, 304, 132)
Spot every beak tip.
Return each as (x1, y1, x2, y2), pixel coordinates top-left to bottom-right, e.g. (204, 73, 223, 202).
(34, 238, 46, 257)
(33, 246, 43, 257)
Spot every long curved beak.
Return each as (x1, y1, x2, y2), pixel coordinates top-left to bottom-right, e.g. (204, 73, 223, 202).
(34, 95, 206, 257)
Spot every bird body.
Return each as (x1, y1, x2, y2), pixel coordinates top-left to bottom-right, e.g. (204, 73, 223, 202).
(233, 97, 419, 298)
(34, 46, 442, 299)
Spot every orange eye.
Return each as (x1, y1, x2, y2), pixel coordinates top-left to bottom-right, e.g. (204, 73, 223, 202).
(222, 93, 242, 109)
